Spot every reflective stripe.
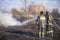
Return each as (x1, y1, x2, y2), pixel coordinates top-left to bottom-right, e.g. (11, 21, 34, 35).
(39, 32, 45, 34)
(40, 16, 46, 20)
(49, 30, 53, 33)
(49, 16, 52, 20)
(46, 23, 53, 25)
(47, 30, 53, 33)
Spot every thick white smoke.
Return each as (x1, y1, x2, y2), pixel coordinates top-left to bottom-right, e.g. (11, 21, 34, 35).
(0, 12, 37, 27)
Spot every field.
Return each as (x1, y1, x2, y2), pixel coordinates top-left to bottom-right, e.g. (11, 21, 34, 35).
(0, 23, 60, 40)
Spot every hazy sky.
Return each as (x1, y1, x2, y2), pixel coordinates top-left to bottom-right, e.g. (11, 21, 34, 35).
(0, 0, 60, 12)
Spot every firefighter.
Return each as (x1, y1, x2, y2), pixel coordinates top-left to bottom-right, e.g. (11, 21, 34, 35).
(36, 11, 53, 38)
(36, 11, 46, 38)
(45, 11, 53, 37)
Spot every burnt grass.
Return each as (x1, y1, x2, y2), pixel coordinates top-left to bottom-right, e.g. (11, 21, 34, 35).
(0, 24, 60, 40)
(0, 30, 60, 40)
(0, 30, 39, 40)
(0, 23, 39, 40)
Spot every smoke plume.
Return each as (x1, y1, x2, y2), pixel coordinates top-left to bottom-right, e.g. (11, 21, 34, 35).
(0, 12, 37, 27)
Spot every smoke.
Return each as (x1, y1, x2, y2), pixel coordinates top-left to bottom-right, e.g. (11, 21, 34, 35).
(0, 12, 37, 27)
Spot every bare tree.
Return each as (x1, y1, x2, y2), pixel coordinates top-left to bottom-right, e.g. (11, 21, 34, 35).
(21, 0, 36, 19)
(52, 9, 59, 18)
(29, 5, 46, 16)
(11, 8, 23, 19)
